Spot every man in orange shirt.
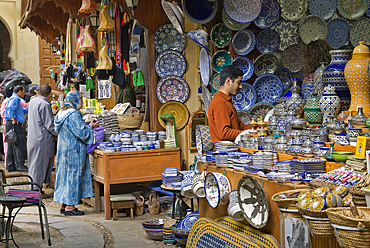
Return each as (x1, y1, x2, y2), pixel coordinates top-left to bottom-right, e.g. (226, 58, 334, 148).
(208, 65, 251, 143)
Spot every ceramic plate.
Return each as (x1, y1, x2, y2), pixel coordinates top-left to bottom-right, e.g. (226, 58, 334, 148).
(161, 0, 183, 34)
(186, 28, 210, 53)
(237, 175, 269, 229)
(254, 54, 279, 76)
(231, 57, 255, 81)
(337, 0, 367, 20)
(167, 2, 185, 30)
(202, 84, 211, 116)
(253, 0, 281, 29)
(232, 29, 256, 56)
(156, 76, 190, 104)
(350, 16, 370, 46)
(212, 50, 233, 73)
(237, 111, 252, 125)
(279, 0, 308, 21)
(154, 24, 186, 53)
(222, 10, 251, 31)
(210, 73, 221, 92)
(199, 48, 212, 86)
(248, 102, 275, 119)
(155, 50, 187, 78)
(196, 125, 213, 155)
(223, 0, 262, 23)
(274, 67, 292, 91)
(232, 83, 257, 111)
(272, 19, 300, 51)
(299, 15, 328, 45)
(256, 29, 280, 54)
(326, 18, 350, 49)
(157, 100, 190, 130)
(182, 0, 218, 24)
(253, 74, 283, 104)
(210, 23, 232, 49)
(308, 0, 337, 20)
(281, 44, 304, 73)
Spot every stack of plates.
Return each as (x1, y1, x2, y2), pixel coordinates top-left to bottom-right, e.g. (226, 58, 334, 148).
(276, 160, 291, 173)
(253, 151, 274, 168)
(147, 131, 157, 141)
(205, 151, 216, 162)
(232, 157, 253, 171)
(96, 112, 120, 141)
(290, 159, 326, 175)
(214, 141, 239, 152)
(245, 165, 264, 174)
(162, 167, 181, 186)
(272, 151, 278, 165)
(215, 153, 229, 167)
(346, 155, 367, 174)
(158, 131, 167, 140)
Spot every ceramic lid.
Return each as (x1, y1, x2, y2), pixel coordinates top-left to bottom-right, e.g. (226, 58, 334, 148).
(353, 41, 370, 54)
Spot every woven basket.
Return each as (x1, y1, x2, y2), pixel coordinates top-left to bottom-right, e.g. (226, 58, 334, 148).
(325, 207, 370, 228)
(117, 113, 144, 129)
(310, 179, 337, 190)
(348, 185, 366, 196)
(277, 207, 304, 221)
(335, 228, 370, 248)
(297, 204, 334, 238)
(297, 204, 328, 218)
(272, 189, 311, 209)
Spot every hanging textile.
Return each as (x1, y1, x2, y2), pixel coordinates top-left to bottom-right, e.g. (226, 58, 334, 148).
(115, 4, 122, 68)
(60, 35, 66, 69)
(132, 69, 144, 87)
(65, 18, 78, 65)
(121, 12, 130, 72)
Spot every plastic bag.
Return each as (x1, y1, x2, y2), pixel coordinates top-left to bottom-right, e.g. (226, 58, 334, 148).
(0, 69, 32, 93)
(87, 125, 104, 154)
(5, 126, 17, 143)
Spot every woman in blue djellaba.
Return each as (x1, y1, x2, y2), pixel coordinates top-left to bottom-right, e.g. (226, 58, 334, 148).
(53, 91, 98, 216)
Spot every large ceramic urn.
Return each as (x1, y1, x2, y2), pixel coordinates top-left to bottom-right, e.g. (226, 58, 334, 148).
(322, 50, 352, 111)
(344, 42, 370, 112)
(304, 93, 323, 125)
(319, 84, 341, 124)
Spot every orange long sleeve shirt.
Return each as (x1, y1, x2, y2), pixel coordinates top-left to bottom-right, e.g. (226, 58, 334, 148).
(208, 91, 251, 143)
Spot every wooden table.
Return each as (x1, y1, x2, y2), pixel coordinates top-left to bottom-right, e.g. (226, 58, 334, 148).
(93, 147, 181, 219)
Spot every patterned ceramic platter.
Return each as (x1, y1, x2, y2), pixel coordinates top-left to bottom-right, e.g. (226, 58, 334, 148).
(182, 0, 218, 24)
(237, 175, 269, 228)
(253, 74, 283, 104)
(196, 125, 213, 155)
(272, 19, 300, 51)
(254, 54, 279, 77)
(157, 100, 190, 130)
(350, 16, 370, 46)
(156, 76, 190, 104)
(210, 73, 221, 92)
(155, 50, 187, 78)
(222, 10, 251, 31)
(274, 67, 292, 91)
(231, 57, 255, 81)
(279, 0, 308, 21)
(256, 29, 280, 54)
(248, 102, 275, 119)
(212, 50, 233, 73)
(161, 0, 183, 34)
(308, 0, 337, 20)
(232, 83, 257, 111)
(199, 48, 212, 86)
(210, 23, 232, 49)
(326, 18, 350, 48)
(223, 0, 262, 24)
(232, 30, 256, 56)
(154, 24, 186, 53)
(337, 0, 367, 20)
(202, 84, 212, 116)
(299, 15, 328, 45)
(253, 0, 281, 29)
(281, 44, 304, 73)
(237, 110, 253, 124)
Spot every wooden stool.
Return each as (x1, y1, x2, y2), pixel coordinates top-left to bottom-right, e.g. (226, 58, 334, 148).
(110, 194, 136, 221)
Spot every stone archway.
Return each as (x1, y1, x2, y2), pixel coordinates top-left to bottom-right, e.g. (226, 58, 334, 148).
(0, 20, 11, 71)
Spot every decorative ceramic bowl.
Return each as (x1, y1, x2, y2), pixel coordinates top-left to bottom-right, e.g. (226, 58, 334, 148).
(309, 196, 326, 211)
(205, 172, 231, 208)
(192, 173, 205, 197)
(227, 190, 244, 221)
(143, 228, 163, 240)
(332, 151, 353, 163)
(326, 192, 337, 207)
(333, 185, 348, 197)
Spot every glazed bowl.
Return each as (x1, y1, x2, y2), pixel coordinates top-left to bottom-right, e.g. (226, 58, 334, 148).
(192, 173, 205, 198)
(143, 228, 163, 240)
(142, 219, 167, 227)
(332, 151, 353, 163)
(205, 172, 231, 208)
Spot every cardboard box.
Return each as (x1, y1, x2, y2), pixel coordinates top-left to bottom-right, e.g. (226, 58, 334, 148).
(355, 136, 370, 158)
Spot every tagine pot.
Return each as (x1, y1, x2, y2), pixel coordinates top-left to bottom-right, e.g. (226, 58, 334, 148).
(322, 50, 352, 111)
(344, 42, 370, 112)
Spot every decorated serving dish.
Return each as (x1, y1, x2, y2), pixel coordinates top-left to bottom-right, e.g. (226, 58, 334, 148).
(212, 50, 233, 73)
(232, 82, 257, 111)
(222, 10, 251, 31)
(155, 50, 187, 78)
(312, 186, 329, 198)
(210, 72, 221, 92)
(326, 18, 350, 49)
(308, 196, 326, 210)
(256, 29, 280, 54)
(272, 19, 300, 51)
(299, 15, 328, 45)
(182, 0, 218, 24)
(253, 0, 281, 29)
(279, 0, 308, 21)
(299, 195, 313, 209)
(205, 172, 231, 208)
(281, 44, 304, 73)
(308, 0, 336, 20)
(210, 23, 232, 49)
(231, 57, 254, 81)
(332, 184, 348, 197)
(274, 67, 292, 91)
(254, 53, 279, 76)
(350, 16, 370, 46)
(232, 29, 256, 56)
(223, 0, 262, 23)
(326, 192, 337, 207)
(237, 110, 252, 125)
(156, 76, 189, 104)
(253, 74, 283, 104)
(161, 0, 184, 34)
(337, 0, 367, 20)
(248, 102, 274, 119)
(157, 101, 189, 130)
(199, 48, 212, 86)
(154, 24, 186, 53)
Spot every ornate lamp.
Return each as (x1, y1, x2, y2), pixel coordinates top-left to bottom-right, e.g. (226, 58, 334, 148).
(125, 0, 139, 10)
(89, 11, 100, 29)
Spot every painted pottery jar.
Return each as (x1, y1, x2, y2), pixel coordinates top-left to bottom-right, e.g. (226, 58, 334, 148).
(347, 128, 362, 142)
(351, 107, 367, 128)
(319, 84, 341, 124)
(322, 50, 352, 111)
(285, 110, 297, 132)
(286, 78, 304, 116)
(304, 93, 323, 125)
(344, 42, 370, 112)
(276, 108, 288, 131)
(290, 116, 306, 129)
(302, 78, 314, 102)
(313, 62, 327, 96)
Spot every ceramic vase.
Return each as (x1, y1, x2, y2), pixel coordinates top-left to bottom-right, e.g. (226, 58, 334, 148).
(302, 78, 314, 102)
(304, 93, 323, 125)
(286, 78, 304, 116)
(319, 84, 341, 124)
(343, 42, 370, 112)
(313, 62, 327, 96)
(322, 50, 352, 111)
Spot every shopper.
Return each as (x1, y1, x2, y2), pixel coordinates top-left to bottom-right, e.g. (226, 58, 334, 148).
(4, 85, 28, 172)
(53, 91, 98, 216)
(27, 84, 57, 190)
(303, 39, 331, 83)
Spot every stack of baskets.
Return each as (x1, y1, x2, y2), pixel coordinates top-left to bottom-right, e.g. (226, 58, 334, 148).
(117, 107, 144, 130)
(310, 178, 337, 190)
(348, 184, 367, 207)
(297, 204, 334, 239)
(326, 207, 370, 248)
(272, 189, 310, 220)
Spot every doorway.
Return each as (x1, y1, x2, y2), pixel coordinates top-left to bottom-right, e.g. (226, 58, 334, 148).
(0, 20, 11, 72)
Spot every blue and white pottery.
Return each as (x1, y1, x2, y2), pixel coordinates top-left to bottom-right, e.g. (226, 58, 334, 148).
(223, 0, 262, 24)
(253, 0, 281, 29)
(155, 50, 187, 78)
(231, 57, 255, 81)
(308, 0, 336, 20)
(254, 54, 279, 76)
(232, 29, 256, 56)
(227, 190, 244, 221)
(195, 125, 214, 155)
(256, 29, 280, 54)
(156, 76, 190, 104)
(182, 0, 218, 24)
(154, 24, 186, 53)
(212, 50, 233, 73)
(199, 48, 212, 86)
(161, 0, 184, 34)
(232, 82, 257, 111)
(302, 78, 314, 102)
(222, 9, 251, 31)
(326, 18, 350, 49)
(186, 28, 210, 53)
(274, 67, 292, 90)
(253, 74, 283, 104)
(319, 84, 341, 124)
(322, 50, 352, 111)
(176, 210, 199, 231)
(205, 172, 231, 208)
(272, 19, 300, 51)
(192, 173, 205, 197)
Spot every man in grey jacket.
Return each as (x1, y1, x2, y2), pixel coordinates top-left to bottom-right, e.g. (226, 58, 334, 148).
(27, 84, 57, 190)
